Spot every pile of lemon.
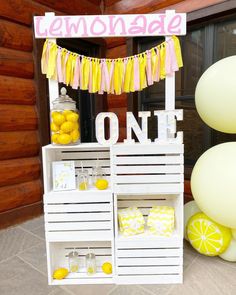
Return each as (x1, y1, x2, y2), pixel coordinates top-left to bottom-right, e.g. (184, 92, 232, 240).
(51, 110, 80, 145)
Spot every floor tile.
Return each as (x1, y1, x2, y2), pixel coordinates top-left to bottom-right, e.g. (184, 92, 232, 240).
(49, 287, 72, 295)
(18, 243, 47, 274)
(0, 256, 56, 295)
(30, 225, 46, 240)
(109, 285, 151, 295)
(0, 226, 42, 262)
(63, 284, 115, 295)
(183, 240, 198, 270)
(168, 254, 236, 295)
(20, 215, 44, 231)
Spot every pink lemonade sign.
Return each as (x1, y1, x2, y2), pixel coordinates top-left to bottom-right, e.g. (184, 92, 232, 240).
(34, 11, 186, 38)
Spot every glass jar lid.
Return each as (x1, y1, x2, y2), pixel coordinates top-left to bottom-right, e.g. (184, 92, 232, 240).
(52, 87, 76, 110)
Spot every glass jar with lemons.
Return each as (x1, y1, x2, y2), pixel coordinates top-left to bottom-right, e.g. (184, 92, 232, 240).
(50, 87, 80, 145)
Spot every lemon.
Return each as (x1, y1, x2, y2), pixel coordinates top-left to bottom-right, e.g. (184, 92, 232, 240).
(53, 113, 65, 126)
(63, 110, 73, 116)
(50, 122, 59, 132)
(95, 179, 109, 190)
(57, 134, 72, 145)
(66, 112, 79, 123)
(72, 121, 79, 130)
(53, 268, 68, 280)
(51, 133, 59, 144)
(71, 129, 80, 142)
(102, 262, 112, 275)
(187, 212, 231, 256)
(87, 267, 95, 275)
(60, 121, 75, 133)
(51, 111, 60, 119)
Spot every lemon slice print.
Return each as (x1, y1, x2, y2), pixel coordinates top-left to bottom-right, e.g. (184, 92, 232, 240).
(187, 212, 231, 256)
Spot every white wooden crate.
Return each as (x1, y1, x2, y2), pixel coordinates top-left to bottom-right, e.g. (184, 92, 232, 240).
(44, 191, 113, 242)
(111, 143, 184, 194)
(42, 144, 111, 194)
(47, 241, 114, 285)
(114, 194, 183, 284)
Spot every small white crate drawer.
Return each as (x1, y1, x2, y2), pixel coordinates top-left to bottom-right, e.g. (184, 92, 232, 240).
(116, 245, 183, 284)
(44, 191, 113, 241)
(48, 241, 114, 285)
(111, 143, 184, 194)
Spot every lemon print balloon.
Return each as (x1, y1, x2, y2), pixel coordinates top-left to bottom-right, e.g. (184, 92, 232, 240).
(187, 212, 231, 256)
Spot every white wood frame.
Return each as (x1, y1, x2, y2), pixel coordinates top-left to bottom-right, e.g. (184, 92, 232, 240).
(38, 9, 186, 286)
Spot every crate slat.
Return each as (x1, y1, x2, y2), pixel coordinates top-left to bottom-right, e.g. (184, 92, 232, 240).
(113, 155, 183, 165)
(118, 266, 181, 275)
(113, 165, 183, 174)
(44, 203, 112, 213)
(112, 144, 184, 155)
(114, 183, 183, 194)
(117, 248, 182, 258)
(117, 257, 181, 266)
(114, 174, 183, 184)
(45, 221, 112, 231)
(45, 212, 112, 222)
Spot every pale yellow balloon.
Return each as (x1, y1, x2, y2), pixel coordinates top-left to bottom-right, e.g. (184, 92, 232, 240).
(195, 56, 236, 133)
(184, 201, 201, 240)
(191, 142, 236, 228)
(219, 239, 236, 262)
(231, 228, 236, 240)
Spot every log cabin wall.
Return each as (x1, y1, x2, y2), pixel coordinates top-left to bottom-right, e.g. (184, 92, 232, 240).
(0, 0, 101, 228)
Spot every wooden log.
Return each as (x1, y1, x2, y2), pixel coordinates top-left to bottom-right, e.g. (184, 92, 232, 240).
(105, 0, 183, 14)
(184, 179, 192, 195)
(0, 179, 42, 213)
(0, 157, 40, 187)
(36, 0, 101, 15)
(0, 19, 32, 51)
(107, 93, 127, 108)
(0, 47, 34, 79)
(0, 104, 38, 132)
(0, 131, 40, 160)
(0, 202, 43, 230)
(0, 75, 36, 105)
(0, 0, 62, 26)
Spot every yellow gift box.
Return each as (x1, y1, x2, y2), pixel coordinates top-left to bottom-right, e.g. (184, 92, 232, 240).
(147, 206, 175, 237)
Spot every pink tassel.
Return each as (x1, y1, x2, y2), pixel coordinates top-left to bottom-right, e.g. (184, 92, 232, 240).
(168, 38, 179, 72)
(146, 50, 153, 86)
(121, 58, 128, 92)
(63, 52, 69, 84)
(165, 41, 172, 75)
(153, 48, 160, 82)
(57, 48, 63, 83)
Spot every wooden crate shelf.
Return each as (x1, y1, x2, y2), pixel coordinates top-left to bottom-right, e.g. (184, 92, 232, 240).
(43, 143, 184, 285)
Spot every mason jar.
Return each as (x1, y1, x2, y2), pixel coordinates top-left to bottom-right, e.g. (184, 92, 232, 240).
(50, 87, 80, 145)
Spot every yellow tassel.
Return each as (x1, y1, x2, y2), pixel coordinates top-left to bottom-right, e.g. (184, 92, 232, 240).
(41, 40, 48, 74)
(160, 44, 166, 80)
(47, 43, 57, 79)
(172, 36, 183, 68)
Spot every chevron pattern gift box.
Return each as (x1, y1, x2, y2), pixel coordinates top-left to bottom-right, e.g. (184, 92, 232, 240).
(118, 207, 145, 236)
(147, 206, 175, 237)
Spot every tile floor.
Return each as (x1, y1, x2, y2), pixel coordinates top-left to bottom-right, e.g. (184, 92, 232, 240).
(0, 215, 236, 295)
